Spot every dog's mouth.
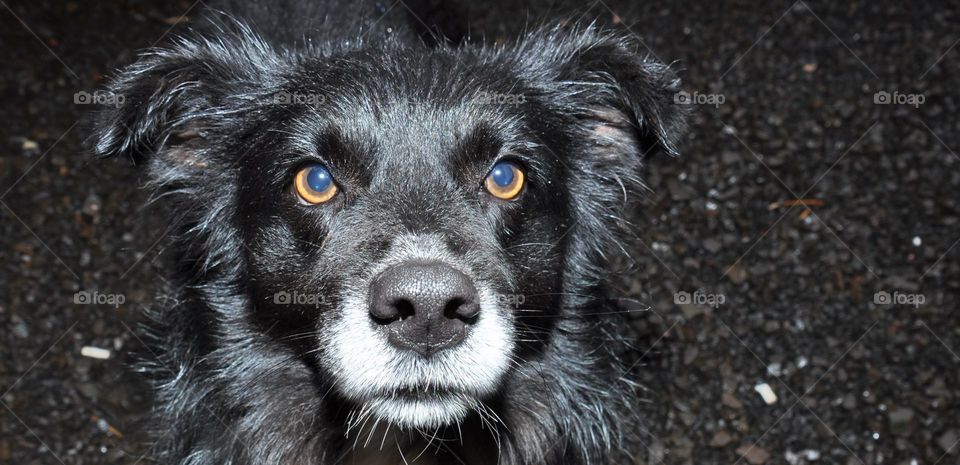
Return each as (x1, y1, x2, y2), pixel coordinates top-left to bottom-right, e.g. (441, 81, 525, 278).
(390, 385, 457, 401)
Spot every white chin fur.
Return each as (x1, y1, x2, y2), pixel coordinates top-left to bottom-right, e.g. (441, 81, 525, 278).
(366, 396, 473, 430)
(323, 235, 515, 429)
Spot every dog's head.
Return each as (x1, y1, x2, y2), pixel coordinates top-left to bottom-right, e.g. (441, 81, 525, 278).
(91, 22, 685, 430)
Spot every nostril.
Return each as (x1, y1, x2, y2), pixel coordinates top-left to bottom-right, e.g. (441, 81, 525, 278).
(444, 297, 480, 321)
(371, 298, 416, 324)
(392, 299, 415, 320)
(442, 297, 464, 319)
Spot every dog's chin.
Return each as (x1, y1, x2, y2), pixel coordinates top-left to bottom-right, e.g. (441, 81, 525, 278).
(365, 392, 475, 429)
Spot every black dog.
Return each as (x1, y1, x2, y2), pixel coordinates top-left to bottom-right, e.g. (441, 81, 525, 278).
(90, 1, 685, 463)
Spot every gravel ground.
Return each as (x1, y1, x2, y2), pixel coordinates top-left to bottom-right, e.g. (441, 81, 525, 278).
(1, 1, 958, 464)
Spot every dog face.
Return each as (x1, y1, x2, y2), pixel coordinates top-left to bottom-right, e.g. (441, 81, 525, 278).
(91, 24, 684, 431)
(244, 57, 570, 428)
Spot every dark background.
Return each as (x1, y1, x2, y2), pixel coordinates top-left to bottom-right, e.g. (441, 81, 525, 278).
(1, 1, 958, 464)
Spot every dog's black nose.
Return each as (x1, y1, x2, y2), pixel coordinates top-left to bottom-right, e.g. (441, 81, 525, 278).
(369, 262, 480, 356)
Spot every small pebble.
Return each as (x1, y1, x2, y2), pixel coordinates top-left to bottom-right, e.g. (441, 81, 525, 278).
(11, 316, 29, 338)
(709, 430, 734, 447)
(754, 382, 778, 405)
(80, 346, 111, 360)
(888, 407, 914, 424)
(736, 445, 771, 465)
(766, 363, 782, 377)
(704, 238, 722, 253)
(937, 430, 958, 453)
(785, 450, 801, 465)
(722, 391, 744, 409)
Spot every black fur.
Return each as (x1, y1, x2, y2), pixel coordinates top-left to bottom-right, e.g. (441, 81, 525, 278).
(90, 2, 686, 464)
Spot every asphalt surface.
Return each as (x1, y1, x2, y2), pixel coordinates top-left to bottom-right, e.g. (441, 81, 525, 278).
(1, 1, 958, 464)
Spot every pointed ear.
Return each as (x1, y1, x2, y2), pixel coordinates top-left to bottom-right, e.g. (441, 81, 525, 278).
(524, 25, 689, 158)
(87, 27, 280, 162)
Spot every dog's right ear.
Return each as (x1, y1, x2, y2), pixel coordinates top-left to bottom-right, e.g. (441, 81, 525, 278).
(89, 28, 279, 162)
(516, 24, 688, 160)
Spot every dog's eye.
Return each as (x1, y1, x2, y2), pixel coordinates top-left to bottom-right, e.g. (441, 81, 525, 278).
(483, 161, 525, 200)
(294, 164, 338, 204)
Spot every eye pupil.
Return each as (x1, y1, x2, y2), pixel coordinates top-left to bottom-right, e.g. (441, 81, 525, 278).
(490, 164, 515, 187)
(306, 166, 333, 192)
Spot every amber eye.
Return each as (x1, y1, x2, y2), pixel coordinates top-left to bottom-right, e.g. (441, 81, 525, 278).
(483, 161, 525, 200)
(294, 164, 338, 204)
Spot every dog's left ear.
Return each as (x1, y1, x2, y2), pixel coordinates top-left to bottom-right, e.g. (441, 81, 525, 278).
(524, 26, 688, 158)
